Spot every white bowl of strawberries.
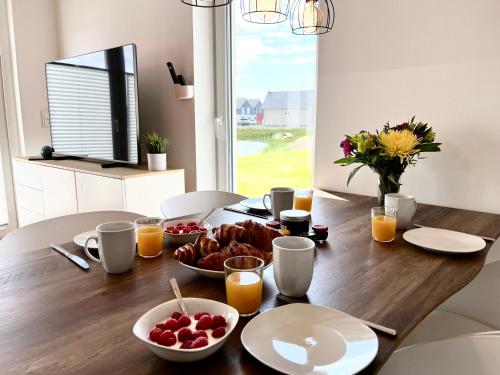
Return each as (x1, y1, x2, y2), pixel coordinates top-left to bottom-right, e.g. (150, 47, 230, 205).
(163, 219, 211, 247)
(133, 297, 239, 362)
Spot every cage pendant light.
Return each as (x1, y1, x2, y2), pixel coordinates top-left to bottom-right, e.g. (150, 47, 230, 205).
(181, 0, 234, 7)
(241, 0, 290, 24)
(290, 0, 335, 35)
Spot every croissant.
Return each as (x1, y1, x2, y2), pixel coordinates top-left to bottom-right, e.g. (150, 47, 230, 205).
(213, 224, 248, 245)
(194, 232, 220, 257)
(197, 247, 232, 271)
(173, 243, 197, 265)
(226, 241, 272, 265)
(235, 220, 282, 252)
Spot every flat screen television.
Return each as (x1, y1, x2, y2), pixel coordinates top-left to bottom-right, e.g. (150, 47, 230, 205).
(45, 43, 140, 165)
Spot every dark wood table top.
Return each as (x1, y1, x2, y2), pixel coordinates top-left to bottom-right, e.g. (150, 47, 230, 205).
(1, 193, 499, 375)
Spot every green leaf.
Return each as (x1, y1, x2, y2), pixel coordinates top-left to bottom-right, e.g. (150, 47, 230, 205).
(334, 157, 356, 165)
(418, 143, 442, 152)
(347, 164, 364, 186)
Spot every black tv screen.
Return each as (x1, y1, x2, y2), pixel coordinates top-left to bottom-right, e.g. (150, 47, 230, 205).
(46, 43, 140, 165)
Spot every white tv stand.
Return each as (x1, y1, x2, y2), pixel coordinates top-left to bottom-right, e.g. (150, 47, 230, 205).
(12, 157, 185, 226)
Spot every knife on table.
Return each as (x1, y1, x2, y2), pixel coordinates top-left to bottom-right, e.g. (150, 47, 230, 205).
(50, 243, 90, 271)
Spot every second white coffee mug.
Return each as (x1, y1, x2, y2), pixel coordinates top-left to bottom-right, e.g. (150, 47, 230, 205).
(385, 193, 417, 229)
(272, 236, 315, 298)
(84, 221, 136, 274)
(263, 187, 294, 220)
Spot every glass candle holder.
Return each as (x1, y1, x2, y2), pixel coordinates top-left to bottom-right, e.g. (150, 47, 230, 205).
(135, 217, 164, 258)
(224, 256, 264, 317)
(371, 207, 398, 243)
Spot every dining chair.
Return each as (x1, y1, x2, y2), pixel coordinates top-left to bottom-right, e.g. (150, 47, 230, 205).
(400, 258, 500, 347)
(0, 211, 143, 259)
(380, 332, 500, 375)
(160, 190, 247, 219)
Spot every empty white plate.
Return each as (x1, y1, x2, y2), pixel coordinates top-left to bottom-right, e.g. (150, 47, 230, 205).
(241, 303, 378, 375)
(403, 227, 486, 254)
(239, 197, 268, 211)
(73, 230, 98, 249)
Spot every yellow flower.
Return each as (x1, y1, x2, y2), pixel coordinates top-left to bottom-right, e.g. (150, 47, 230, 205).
(378, 130, 420, 163)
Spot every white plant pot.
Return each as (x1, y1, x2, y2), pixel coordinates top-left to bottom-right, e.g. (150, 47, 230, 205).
(147, 153, 167, 171)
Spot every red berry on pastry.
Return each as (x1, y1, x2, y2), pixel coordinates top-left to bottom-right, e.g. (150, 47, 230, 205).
(212, 327, 226, 338)
(158, 330, 176, 346)
(212, 315, 227, 329)
(164, 318, 178, 332)
(196, 315, 213, 330)
(171, 311, 182, 320)
(149, 328, 163, 342)
(178, 315, 191, 327)
(194, 312, 210, 320)
(180, 340, 193, 349)
(191, 337, 209, 348)
(177, 327, 193, 342)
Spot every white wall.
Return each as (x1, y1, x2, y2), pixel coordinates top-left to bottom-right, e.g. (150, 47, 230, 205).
(53, 0, 196, 191)
(315, 0, 500, 214)
(10, 0, 59, 155)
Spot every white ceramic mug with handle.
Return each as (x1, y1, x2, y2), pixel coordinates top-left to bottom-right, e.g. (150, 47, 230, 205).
(84, 221, 136, 274)
(385, 193, 417, 229)
(272, 236, 315, 297)
(263, 187, 294, 220)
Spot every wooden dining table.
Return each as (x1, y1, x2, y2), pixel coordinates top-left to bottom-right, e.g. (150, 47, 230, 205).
(1, 192, 499, 374)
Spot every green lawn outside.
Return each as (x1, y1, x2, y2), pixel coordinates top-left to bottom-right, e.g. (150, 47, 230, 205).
(235, 126, 313, 197)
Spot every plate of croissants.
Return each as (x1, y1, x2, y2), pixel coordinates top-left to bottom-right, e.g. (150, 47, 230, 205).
(173, 220, 282, 279)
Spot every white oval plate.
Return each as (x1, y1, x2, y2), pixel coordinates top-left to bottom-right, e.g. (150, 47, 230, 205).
(403, 227, 486, 254)
(239, 197, 268, 211)
(241, 303, 378, 375)
(178, 261, 273, 280)
(73, 230, 98, 249)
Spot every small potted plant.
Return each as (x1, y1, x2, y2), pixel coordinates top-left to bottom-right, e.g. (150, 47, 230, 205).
(145, 132, 171, 171)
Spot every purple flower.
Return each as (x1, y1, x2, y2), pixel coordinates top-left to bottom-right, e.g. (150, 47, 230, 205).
(340, 138, 352, 157)
(392, 123, 408, 131)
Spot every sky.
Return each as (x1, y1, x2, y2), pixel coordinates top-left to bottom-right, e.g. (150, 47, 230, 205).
(234, 8, 318, 101)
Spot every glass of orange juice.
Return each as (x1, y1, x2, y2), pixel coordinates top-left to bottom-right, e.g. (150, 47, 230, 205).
(224, 256, 264, 317)
(135, 218, 164, 258)
(294, 189, 314, 212)
(371, 207, 398, 242)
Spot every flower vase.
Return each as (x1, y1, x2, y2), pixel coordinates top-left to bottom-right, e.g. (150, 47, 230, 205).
(378, 174, 401, 206)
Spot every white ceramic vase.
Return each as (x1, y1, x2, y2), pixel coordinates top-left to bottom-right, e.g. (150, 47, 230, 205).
(147, 153, 167, 171)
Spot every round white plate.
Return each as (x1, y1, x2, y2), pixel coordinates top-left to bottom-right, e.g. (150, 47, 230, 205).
(73, 230, 98, 249)
(403, 227, 486, 254)
(178, 261, 273, 280)
(239, 197, 268, 211)
(241, 303, 378, 375)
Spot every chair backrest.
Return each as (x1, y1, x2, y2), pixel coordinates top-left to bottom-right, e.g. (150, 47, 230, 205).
(160, 191, 247, 219)
(0, 211, 143, 259)
(440, 259, 500, 329)
(380, 332, 500, 375)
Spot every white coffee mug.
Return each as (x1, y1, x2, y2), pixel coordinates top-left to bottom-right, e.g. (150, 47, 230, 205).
(385, 193, 417, 229)
(84, 221, 136, 274)
(272, 236, 315, 297)
(263, 187, 294, 220)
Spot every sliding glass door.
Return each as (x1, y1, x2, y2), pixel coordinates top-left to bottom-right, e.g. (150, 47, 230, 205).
(227, 3, 318, 197)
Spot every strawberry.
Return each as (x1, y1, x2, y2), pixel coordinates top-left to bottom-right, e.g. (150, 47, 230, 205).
(212, 327, 226, 338)
(180, 340, 193, 349)
(177, 327, 193, 342)
(192, 330, 208, 340)
(191, 337, 209, 348)
(158, 330, 176, 346)
(178, 314, 191, 327)
(164, 318, 178, 332)
(171, 311, 182, 320)
(211, 315, 227, 329)
(195, 315, 213, 331)
(194, 312, 210, 320)
(149, 327, 163, 342)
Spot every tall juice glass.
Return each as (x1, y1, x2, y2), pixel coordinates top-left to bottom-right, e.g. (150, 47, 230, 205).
(135, 218, 164, 258)
(371, 207, 398, 242)
(224, 256, 264, 317)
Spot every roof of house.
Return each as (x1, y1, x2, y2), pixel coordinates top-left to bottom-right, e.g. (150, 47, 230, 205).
(247, 99, 262, 107)
(262, 90, 315, 110)
(236, 98, 249, 109)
